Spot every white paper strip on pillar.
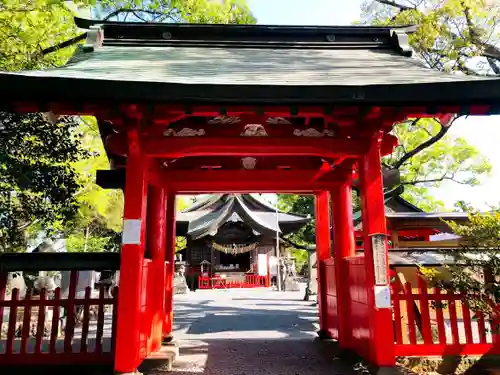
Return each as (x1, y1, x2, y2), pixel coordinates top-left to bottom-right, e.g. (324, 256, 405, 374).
(122, 219, 142, 245)
(374, 285, 391, 309)
(258, 253, 268, 276)
(371, 233, 388, 285)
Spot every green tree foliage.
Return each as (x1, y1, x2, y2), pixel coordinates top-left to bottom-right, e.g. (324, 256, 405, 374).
(421, 207, 500, 322)
(0, 0, 255, 252)
(95, 0, 256, 23)
(0, 0, 90, 71)
(175, 196, 190, 252)
(278, 195, 315, 270)
(360, 1, 496, 209)
(65, 117, 124, 252)
(0, 113, 86, 252)
(1, 1, 255, 72)
(278, 195, 315, 247)
(360, 0, 500, 75)
(360, 1, 499, 322)
(279, 1, 497, 245)
(384, 117, 492, 211)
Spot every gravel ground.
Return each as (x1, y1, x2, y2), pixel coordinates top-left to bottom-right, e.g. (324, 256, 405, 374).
(159, 286, 357, 375)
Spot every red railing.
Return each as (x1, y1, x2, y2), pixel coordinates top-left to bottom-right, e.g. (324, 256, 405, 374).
(198, 274, 267, 289)
(0, 267, 118, 365)
(392, 274, 500, 356)
(322, 259, 339, 340)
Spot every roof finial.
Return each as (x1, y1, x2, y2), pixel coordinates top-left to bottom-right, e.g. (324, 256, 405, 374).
(82, 26, 104, 53)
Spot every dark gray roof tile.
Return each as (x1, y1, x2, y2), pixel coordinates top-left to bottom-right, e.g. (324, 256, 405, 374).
(9, 46, 491, 86)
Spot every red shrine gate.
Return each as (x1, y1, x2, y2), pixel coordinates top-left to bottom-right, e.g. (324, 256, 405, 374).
(1, 17, 500, 374)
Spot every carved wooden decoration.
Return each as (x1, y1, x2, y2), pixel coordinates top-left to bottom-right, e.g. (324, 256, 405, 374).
(293, 128, 335, 137)
(208, 115, 241, 124)
(240, 124, 268, 137)
(267, 117, 291, 124)
(163, 128, 206, 137)
(241, 157, 257, 170)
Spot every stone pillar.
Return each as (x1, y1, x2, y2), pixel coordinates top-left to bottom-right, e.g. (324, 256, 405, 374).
(173, 260, 189, 295)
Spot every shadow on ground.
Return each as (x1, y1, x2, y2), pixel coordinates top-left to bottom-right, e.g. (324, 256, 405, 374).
(166, 338, 359, 375)
(1, 289, 354, 375)
(173, 299, 317, 337)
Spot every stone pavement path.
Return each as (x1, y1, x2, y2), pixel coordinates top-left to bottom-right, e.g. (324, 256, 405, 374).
(155, 287, 358, 375)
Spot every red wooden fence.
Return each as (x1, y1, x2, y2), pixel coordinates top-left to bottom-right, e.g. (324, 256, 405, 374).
(345, 256, 370, 359)
(322, 259, 339, 340)
(392, 275, 500, 356)
(0, 270, 118, 365)
(198, 275, 267, 289)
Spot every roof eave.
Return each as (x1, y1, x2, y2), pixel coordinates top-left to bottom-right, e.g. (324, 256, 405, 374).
(2, 76, 499, 109)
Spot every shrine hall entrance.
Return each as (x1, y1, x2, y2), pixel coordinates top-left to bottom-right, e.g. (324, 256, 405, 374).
(217, 251, 251, 272)
(178, 194, 309, 290)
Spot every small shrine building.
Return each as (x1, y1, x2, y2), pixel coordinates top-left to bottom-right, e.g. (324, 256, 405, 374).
(176, 194, 308, 278)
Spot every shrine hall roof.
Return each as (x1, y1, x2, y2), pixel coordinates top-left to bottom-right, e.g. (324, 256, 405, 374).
(176, 194, 309, 239)
(1, 18, 499, 106)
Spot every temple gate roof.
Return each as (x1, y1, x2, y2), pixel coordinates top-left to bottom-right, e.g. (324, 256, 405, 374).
(1, 18, 499, 106)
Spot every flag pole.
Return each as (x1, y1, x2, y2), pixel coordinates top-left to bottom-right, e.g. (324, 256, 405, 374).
(275, 194, 282, 292)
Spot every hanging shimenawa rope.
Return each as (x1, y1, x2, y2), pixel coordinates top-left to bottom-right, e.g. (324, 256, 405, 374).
(212, 242, 258, 255)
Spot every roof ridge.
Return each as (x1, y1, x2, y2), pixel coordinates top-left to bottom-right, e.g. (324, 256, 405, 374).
(73, 17, 415, 56)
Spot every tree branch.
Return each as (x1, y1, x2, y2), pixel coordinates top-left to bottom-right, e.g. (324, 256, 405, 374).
(281, 236, 315, 251)
(103, 8, 175, 22)
(41, 33, 87, 56)
(17, 219, 38, 231)
(392, 118, 454, 169)
(461, 3, 500, 71)
(378, 0, 500, 74)
(375, 0, 414, 11)
(401, 174, 469, 186)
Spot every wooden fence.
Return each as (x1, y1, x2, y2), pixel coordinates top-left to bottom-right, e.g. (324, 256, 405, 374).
(392, 274, 500, 356)
(0, 253, 120, 366)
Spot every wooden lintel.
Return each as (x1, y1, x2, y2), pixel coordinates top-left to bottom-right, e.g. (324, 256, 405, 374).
(160, 169, 344, 193)
(96, 168, 346, 192)
(105, 134, 369, 159)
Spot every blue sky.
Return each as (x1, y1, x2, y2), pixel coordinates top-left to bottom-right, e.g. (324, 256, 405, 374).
(247, 0, 500, 211)
(247, 0, 362, 25)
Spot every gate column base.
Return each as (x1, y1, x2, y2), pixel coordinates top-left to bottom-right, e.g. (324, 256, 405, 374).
(377, 366, 404, 375)
(317, 329, 331, 340)
(139, 344, 179, 373)
(162, 333, 175, 344)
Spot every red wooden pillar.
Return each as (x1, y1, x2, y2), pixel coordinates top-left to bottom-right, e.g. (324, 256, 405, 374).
(114, 128, 149, 374)
(315, 191, 331, 338)
(146, 186, 166, 353)
(358, 134, 395, 367)
(163, 191, 177, 341)
(331, 182, 355, 348)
